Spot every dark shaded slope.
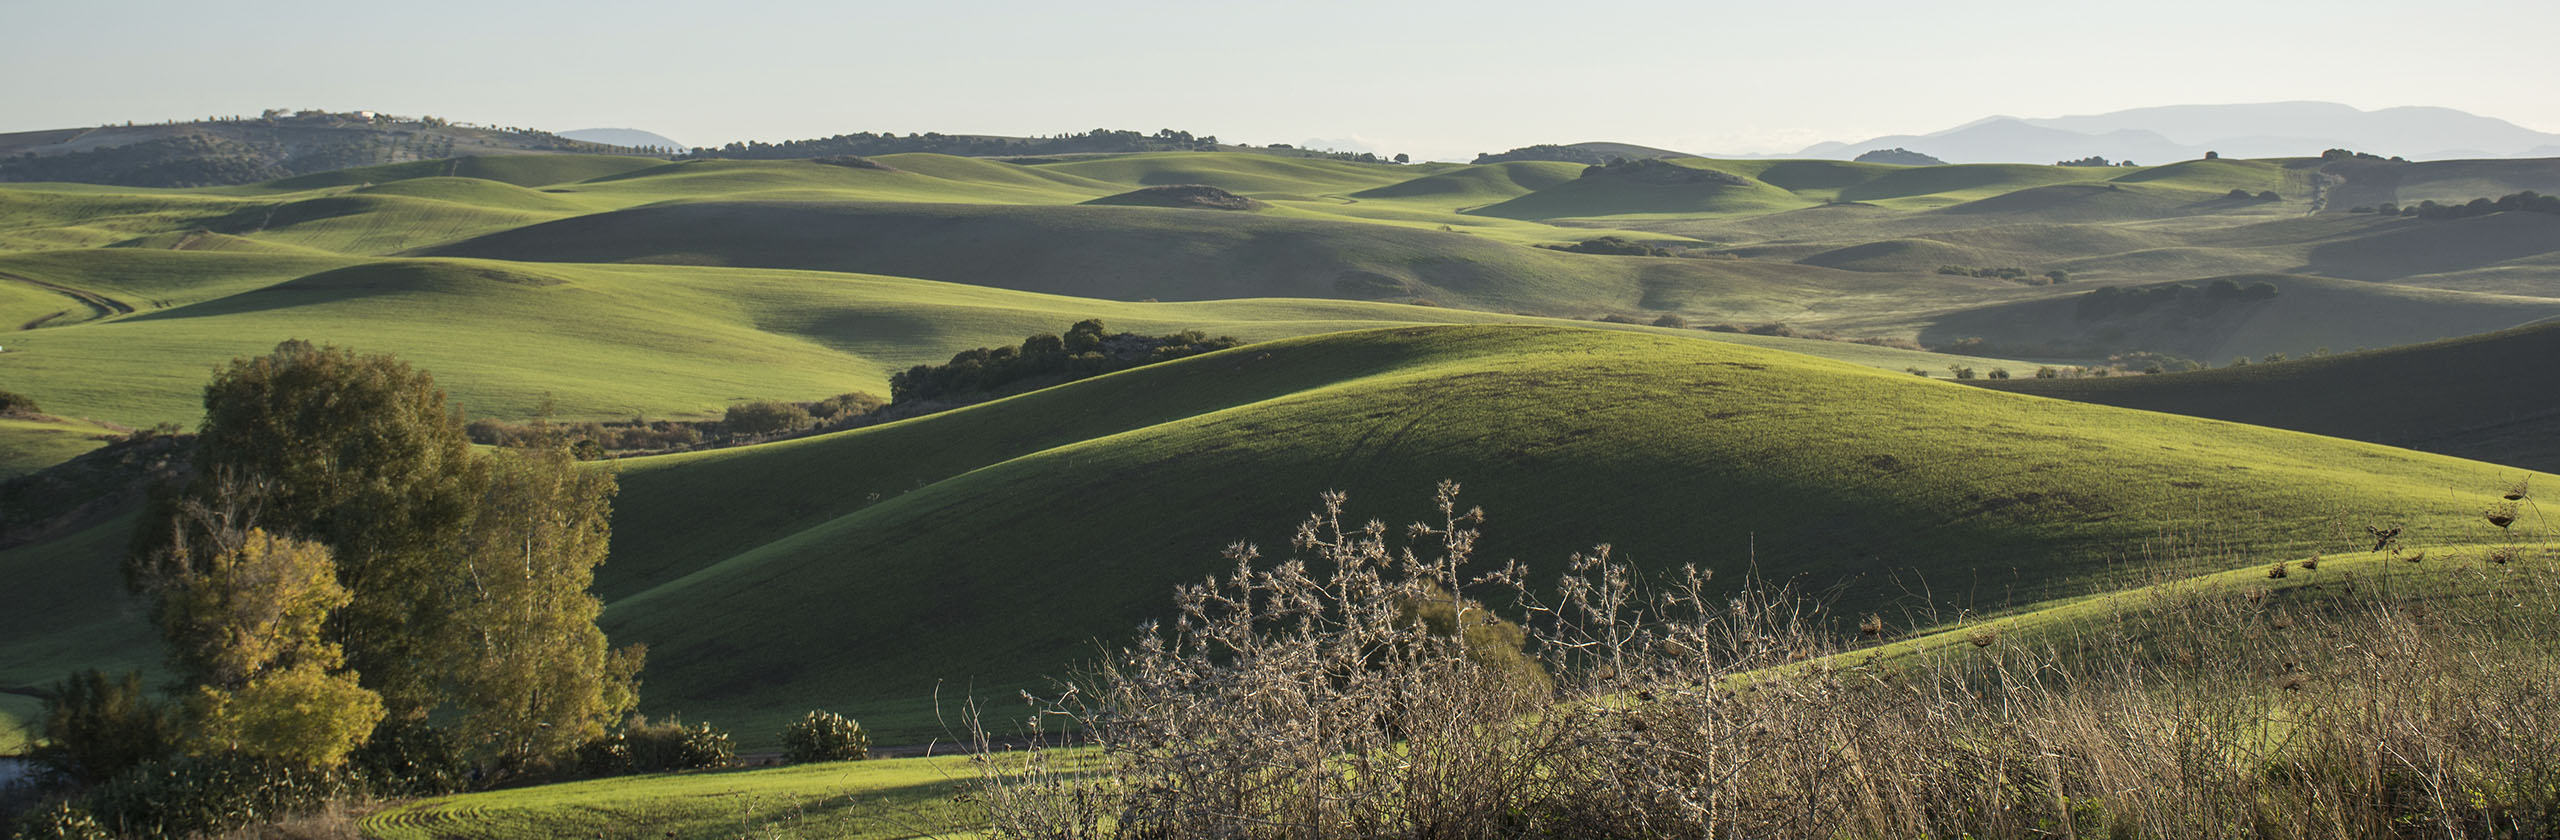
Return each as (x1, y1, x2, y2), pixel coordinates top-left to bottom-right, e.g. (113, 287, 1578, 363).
(1985, 320, 2560, 471)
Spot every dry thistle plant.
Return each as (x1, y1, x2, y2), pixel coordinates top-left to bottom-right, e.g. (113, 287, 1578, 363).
(974, 482, 2560, 840)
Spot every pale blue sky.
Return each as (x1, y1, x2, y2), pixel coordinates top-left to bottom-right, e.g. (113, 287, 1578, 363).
(8, 0, 2553, 161)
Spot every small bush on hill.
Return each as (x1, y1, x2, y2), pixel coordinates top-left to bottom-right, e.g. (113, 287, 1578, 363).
(1650, 314, 1689, 328)
(1541, 236, 1670, 256)
(578, 717, 732, 776)
(0, 389, 38, 417)
(780, 711, 871, 763)
(723, 400, 813, 437)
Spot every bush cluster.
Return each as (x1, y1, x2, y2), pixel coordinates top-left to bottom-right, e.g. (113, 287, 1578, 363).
(2225, 188, 2283, 201)
(2372, 191, 2560, 220)
(574, 717, 733, 776)
(888, 320, 1241, 404)
(2076, 279, 2277, 319)
(464, 391, 885, 456)
(682, 128, 1217, 160)
(0, 390, 38, 417)
(780, 711, 871, 763)
(1937, 266, 2070, 285)
(1541, 236, 1671, 256)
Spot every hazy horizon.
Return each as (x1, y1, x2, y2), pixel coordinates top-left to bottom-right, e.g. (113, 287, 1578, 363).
(8, 0, 2555, 162)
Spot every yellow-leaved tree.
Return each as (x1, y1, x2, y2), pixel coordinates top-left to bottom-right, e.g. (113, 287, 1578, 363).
(158, 527, 385, 767)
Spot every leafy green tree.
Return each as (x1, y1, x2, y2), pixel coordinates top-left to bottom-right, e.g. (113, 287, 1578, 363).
(136, 340, 638, 770)
(138, 340, 482, 715)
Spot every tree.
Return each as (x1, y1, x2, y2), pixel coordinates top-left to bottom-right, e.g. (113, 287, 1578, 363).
(140, 341, 483, 715)
(151, 527, 384, 767)
(136, 340, 637, 769)
(1393, 153, 1410, 164)
(445, 436, 641, 768)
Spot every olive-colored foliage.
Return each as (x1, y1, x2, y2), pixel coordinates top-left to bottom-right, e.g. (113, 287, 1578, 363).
(447, 440, 638, 769)
(153, 528, 384, 768)
(189, 661, 384, 769)
(154, 529, 347, 690)
(28, 670, 176, 787)
(780, 711, 870, 763)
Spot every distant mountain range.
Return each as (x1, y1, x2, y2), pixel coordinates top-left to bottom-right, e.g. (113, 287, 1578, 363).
(1796, 102, 2560, 164)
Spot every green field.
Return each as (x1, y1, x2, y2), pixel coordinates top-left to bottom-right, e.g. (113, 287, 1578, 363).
(362, 754, 989, 840)
(4, 147, 2556, 824)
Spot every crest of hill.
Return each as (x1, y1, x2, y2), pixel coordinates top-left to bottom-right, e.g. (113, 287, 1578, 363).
(570, 324, 2527, 744)
(1469, 158, 1803, 219)
(1856, 148, 1946, 166)
(1472, 142, 1695, 165)
(1081, 184, 1267, 211)
(254, 154, 665, 190)
(1986, 320, 2560, 472)
(0, 117, 663, 188)
(1348, 161, 1583, 202)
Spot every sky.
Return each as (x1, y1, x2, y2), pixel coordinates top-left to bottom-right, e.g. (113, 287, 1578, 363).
(8, 0, 2556, 162)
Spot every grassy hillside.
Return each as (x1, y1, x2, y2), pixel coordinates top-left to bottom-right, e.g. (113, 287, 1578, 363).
(1986, 320, 2560, 472)
(1912, 273, 2560, 361)
(589, 325, 2527, 745)
(4, 146, 2556, 767)
(364, 754, 985, 840)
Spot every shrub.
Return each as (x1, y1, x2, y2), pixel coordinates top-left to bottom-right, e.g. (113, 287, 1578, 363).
(75, 753, 352, 840)
(1650, 314, 1689, 329)
(28, 670, 176, 788)
(0, 389, 38, 417)
(579, 717, 732, 776)
(1987, 368, 2011, 380)
(780, 711, 871, 763)
(7, 803, 110, 840)
(806, 391, 886, 421)
(723, 400, 813, 437)
(1592, 314, 1644, 325)
(344, 718, 469, 796)
(2256, 190, 2281, 201)
(1948, 365, 1977, 380)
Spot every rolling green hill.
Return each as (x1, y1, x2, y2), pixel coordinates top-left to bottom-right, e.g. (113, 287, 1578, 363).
(1986, 320, 2560, 472)
(581, 325, 2526, 744)
(1913, 273, 2560, 361)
